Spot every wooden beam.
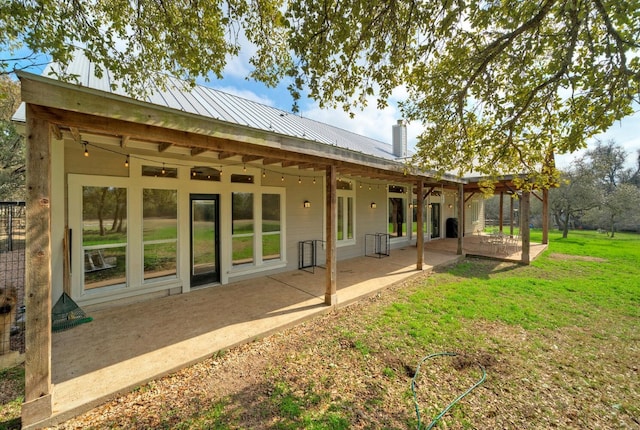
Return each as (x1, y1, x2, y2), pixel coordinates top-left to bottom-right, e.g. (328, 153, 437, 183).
(70, 127, 80, 143)
(499, 192, 504, 233)
(217, 151, 237, 160)
(242, 154, 263, 163)
(281, 160, 299, 168)
(325, 165, 338, 306)
(457, 183, 464, 255)
(510, 196, 515, 237)
(464, 191, 476, 203)
(416, 180, 424, 270)
(261, 158, 281, 165)
(120, 135, 130, 148)
(542, 188, 549, 245)
(50, 124, 62, 140)
(158, 142, 173, 152)
(21, 105, 53, 425)
(27, 105, 435, 184)
(191, 147, 208, 156)
(531, 191, 543, 202)
(521, 191, 531, 264)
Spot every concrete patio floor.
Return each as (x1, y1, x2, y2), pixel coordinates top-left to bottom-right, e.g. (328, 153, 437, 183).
(46, 237, 546, 426)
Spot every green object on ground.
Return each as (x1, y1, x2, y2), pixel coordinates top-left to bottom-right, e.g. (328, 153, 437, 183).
(51, 292, 93, 332)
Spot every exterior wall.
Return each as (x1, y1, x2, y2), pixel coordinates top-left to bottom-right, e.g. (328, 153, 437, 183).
(58, 135, 433, 308)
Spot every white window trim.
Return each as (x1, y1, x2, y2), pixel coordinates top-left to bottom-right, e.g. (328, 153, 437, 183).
(336, 187, 356, 247)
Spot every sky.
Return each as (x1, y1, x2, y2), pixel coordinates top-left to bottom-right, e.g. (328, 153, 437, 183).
(6, 47, 640, 171)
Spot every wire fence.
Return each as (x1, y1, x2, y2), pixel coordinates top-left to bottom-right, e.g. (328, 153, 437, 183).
(1, 202, 26, 356)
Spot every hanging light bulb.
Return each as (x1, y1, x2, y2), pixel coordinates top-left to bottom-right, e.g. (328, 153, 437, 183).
(262, 169, 266, 178)
(281, 175, 285, 182)
(124, 155, 129, 167)
(83, 142, 89, 157)
(161, 163, 166, 175)
(243, 164, 247, 172)
(312, 177, 316, 185)
(298, 176, 302, 184)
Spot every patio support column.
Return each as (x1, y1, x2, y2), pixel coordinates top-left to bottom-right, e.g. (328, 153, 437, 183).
(509, 196, 514, 236)
(416, 180, 424, 270)
(499, 192, 504, 232)
(457, 183, 463, 255)
(521, 191, 531, 264)
(324, 165, 337, 306)
(22, 104, 53, 425)
(542, 188, 549, 244)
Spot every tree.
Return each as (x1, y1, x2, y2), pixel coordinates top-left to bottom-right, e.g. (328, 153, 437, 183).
(2, 1, 639, 184)
(549, 159, 602, 238)
(582, 183, 640, 236)
(282, 1, 640, 185)
(0, 0, 290, 96)
(580, 140, 640, 235)
(0, 76, 24, 200)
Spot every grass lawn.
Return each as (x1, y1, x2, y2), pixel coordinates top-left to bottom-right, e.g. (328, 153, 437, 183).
(1, 230, 638, 429)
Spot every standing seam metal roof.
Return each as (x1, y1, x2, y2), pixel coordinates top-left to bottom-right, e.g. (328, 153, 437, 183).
(43, 54, 399, 161)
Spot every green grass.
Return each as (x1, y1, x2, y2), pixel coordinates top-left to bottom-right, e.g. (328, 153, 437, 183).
(4, 229, 638, 428)
(380, 230, 639, 346)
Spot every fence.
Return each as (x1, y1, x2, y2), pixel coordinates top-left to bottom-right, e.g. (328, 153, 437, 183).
(1, 202, 26, 357)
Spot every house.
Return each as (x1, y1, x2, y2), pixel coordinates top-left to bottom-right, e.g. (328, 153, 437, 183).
(13, 55, 535, 427)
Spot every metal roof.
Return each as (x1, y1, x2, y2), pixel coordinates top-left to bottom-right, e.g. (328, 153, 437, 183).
(34, 54, 399, 163)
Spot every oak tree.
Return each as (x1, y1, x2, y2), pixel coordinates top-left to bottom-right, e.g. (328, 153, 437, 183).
(2, 0, 639, 186)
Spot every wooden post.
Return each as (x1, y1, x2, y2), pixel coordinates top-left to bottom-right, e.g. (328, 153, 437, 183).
(499, 192, 504, 233)
(22, 104, 53, 425)
(521, 191, 531, 264)
(325, 165, 337, 306)
(416, 181, 424, 270)
(509, 196, 514, 236)
(457, 183, 464, 255)
(542, 188, 549, 244)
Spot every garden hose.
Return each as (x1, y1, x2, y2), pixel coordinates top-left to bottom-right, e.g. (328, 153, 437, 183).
(411, 352, 487, 430)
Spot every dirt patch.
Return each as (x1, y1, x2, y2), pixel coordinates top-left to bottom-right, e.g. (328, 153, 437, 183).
(549, 253, 607, 262)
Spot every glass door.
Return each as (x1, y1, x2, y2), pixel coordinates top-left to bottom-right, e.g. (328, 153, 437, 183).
(431, 203, 441, 239)
(190, 194, 220, 287)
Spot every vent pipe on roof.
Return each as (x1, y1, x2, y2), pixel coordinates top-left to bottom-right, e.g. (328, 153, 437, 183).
(392, 119, 407, 158)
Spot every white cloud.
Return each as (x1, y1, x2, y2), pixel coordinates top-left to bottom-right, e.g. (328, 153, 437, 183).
(555, 111, 640, 169)
(299, 87, 423, 148)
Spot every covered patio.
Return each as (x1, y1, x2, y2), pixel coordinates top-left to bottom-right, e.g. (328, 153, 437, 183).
(43, 237, 546, 427)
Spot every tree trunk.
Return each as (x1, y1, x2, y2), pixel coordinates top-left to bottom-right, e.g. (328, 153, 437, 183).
(98, 188, 108, 236)
(562, 212, 570, 238)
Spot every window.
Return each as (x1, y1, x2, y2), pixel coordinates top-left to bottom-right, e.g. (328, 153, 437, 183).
(470, 200, 480, 224)
(410, 197, 428, 237)
(231, 174, 254, 183)
(337, 182, 355, 244)
(191, 166, 221, 181)
(82, 186, 127, 290)
(388, 185, 407, 238)
(142, 165, 178, 178)
(143, 189, 177, 281)
(262, 194, 281, 261)
(232, 192, 254, 265)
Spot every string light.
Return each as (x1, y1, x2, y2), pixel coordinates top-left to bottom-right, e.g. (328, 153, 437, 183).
(79, 142, 406, 191)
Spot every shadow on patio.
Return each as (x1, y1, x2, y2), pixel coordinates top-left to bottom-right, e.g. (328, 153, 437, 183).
(48, 237, 545, 424)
